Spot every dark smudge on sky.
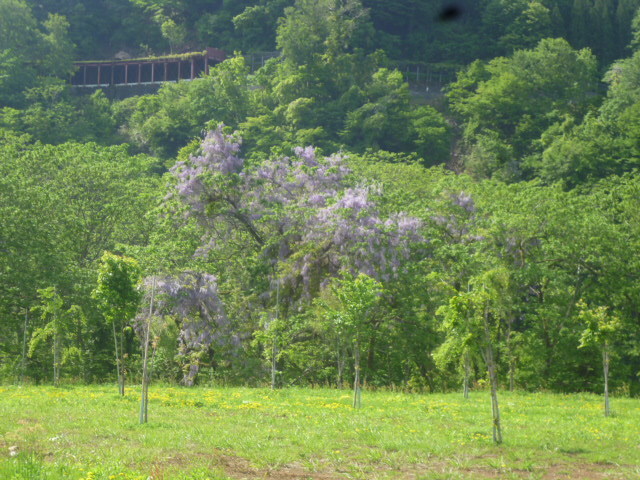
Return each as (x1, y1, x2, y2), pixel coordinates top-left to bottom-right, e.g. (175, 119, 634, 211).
(438, 4, 464, 22)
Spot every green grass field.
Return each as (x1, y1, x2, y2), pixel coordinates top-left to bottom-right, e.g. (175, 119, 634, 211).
(0, 385, 639, 479)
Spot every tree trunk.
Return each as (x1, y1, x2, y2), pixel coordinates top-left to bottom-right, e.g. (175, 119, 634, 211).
(483, 308, 502, 444)
(603, 346, 610, 417)
(271, 337, 278, 390)
(367, 334, 376, 372)
(336, 339, 344, 388)
(77, 314, 88, 383)
(182, 363, 199, 386)
(506, 317, 516, 391)
(20, 310, 29, 384)
(53, 330, 60, 387)
(509, 361, 515, 392)
(463, 351, 471, 399)
(140, 278, 155, 424)
(120, 329, 126, 396)
(271, 276, 280, 390)
(112, 322, 123, 396)
(485, 345, 502, 444)
(353, 340, 361, 409)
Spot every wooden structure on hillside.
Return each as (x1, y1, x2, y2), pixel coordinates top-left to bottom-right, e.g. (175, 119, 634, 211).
(71, 48, 226, 88)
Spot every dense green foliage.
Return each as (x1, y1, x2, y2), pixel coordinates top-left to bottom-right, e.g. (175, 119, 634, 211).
(1, 0, 640, 413)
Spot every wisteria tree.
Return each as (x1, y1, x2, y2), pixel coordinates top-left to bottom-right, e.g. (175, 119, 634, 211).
(149, 271, 234, 386)
(167, 125, 422, 383)
(169, 125, 421, 278)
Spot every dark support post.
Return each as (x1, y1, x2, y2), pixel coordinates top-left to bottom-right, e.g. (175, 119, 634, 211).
(138, 63, 141, 84)
(177, 60, 181, 81)
(83, 66, 87, 86)
(125, 64, 128, 84)
(151, 62, 155, 83)
(191, 59, 195, 80)
(97, 66, 101, 86)
(164, 62, 167, 81)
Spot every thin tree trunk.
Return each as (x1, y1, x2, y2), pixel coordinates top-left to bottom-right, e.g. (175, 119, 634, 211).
(367, 334, 376, 371)
(112, 321, 123, 396)
(120, 329, 126, 396)
(487, 351, 502, 444)
(509, 362, 515, 392)
(20, 310, 29, 384)
(483, 308, 502, 444)
(506, 318, 515, 391)
(53, 330, 60, 387)
(603, 346, 610, 417)
(463, 350, 471, 399)
(77, 313, 87, 383)
(353, 339, 361, 409)
(271, 277, 280, 390)
(140, 278, 155, 424)
(337, 339, 345, 388)
(271, 337, 278, 390)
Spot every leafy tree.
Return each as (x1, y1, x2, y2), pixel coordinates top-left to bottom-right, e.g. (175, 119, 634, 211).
(570, 0, 591, 49)
(28, 287, 84, 386)
(0, 0, 75, 108)
(276, 0, 372, 66)
(437, 269, 512, 444)
(577, 301, 622, 417)
(498, 1, 552, 53)
(40, 13, 75, 78)
(537, 49, 640, 186)
(617, 0, 640, 53)
(93, 253, 142, 395)
(233, 0, 293, 52)
(592, 0, 614, 60)
(26, 0, 163, 58)
(165, 127, 422, 385)
(448, 38, 598, 181)
(119, 56, 253, 157)
(631, 5, 640, 51)
(320, 272, 382, 408)
(341, 68, 450, 164)
(0, 86, 117, 145)
(138, 277, 158, 423)
(433, 297, 477, 399)
(0, 138, 160, 382)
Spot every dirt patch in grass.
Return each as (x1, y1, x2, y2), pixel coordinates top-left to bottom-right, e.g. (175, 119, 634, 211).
(214, 457, 639, 480)
(221, 458, 338, 480)
(145, 450, 339, 480)
(540, 462, 636, 480)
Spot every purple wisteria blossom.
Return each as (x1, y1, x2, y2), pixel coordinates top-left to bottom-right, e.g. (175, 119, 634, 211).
(297, 186, 423, 287)
(169, 126, 354, 261)
(432, 191, 484, 242)
(170, 125, 423, 285)
(141, 272, 237, 386)
(165, 126, 424, 362)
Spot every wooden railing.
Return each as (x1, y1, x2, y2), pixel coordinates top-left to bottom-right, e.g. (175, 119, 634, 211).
(71, 48, 226, 88)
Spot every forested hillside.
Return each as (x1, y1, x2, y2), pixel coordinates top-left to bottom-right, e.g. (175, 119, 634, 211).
(2, 0, 640, 396)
